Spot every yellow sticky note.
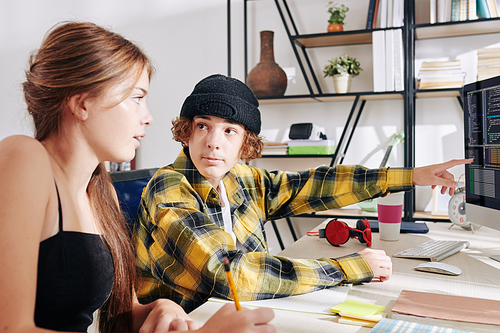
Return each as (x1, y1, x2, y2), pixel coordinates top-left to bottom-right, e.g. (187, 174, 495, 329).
(330, 299, 385, 316)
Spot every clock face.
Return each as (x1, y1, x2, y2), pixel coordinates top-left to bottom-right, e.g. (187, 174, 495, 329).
(448, 187, 467, 226)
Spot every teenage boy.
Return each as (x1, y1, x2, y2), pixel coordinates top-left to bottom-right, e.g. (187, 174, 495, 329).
(134, 74, 470, 312)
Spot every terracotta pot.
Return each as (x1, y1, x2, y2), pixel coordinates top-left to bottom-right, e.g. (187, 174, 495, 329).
(327, 23, 344, 32)
(247, 30, 287, 97)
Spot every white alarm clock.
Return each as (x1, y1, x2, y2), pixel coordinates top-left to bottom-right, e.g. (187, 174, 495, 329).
(447, 187, 478, 232)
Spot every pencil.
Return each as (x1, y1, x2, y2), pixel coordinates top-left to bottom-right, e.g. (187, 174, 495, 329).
(222, 255, 241, 311)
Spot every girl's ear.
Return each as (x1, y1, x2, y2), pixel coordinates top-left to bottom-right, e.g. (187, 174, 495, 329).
(67, 94, 89, 121)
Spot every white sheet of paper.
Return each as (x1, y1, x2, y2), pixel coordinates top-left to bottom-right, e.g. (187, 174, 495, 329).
(209, 284, 351, 315)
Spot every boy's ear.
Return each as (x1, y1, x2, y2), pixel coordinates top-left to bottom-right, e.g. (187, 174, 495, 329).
(183, 139, 189, 147)
(67, 94, 89, 121)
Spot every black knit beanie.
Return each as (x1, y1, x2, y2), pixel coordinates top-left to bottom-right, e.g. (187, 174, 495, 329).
(180, 74, 261, 134)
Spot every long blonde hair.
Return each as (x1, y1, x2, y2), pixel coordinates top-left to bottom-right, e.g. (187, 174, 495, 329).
(23, 21, 154, 333)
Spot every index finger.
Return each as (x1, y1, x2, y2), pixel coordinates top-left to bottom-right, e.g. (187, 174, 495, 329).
(440, 159, 473, 169)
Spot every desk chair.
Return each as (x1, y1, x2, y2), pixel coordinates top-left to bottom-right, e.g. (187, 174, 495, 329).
(109, 168, 158, 233)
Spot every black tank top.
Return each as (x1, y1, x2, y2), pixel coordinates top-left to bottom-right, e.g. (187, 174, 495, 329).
(34, 188, 114, 332)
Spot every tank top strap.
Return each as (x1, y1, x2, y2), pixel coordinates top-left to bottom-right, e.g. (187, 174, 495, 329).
(55, 183, 63, 232)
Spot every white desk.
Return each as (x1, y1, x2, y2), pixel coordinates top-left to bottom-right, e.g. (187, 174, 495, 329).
(188, 221, 500, 332)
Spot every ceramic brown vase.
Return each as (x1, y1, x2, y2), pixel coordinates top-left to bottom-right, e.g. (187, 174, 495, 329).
(247, 30, 287, 97)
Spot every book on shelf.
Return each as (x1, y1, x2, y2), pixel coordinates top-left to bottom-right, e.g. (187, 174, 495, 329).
(394, 0, 405, 27)
(468, 0, 479, 20)
(287, 139, 335, 147)
(387, 0, 394, 27)
(366, 0, 377, 29)
(421, 64, 462, 71)
(451, 0, 461, 21)
(372, 30, 386, 92)
(430, 0, 437, 23)
(393, 29, 405, 91)
(287, 139, 336, 155)
(385, 29, 395, 91)
(262, 142, 288, 155)
(372, 0, 380, 28)
(477, 47, 500, 58)
(478, 67, 500, 81)
(419, 74, 466, 82)
(487, 0, 498, 16)
(418, 69, 465, 76)
(477, 0, 491, 18)
(418, 79, 465, 88)
(437, 0, 453, 22)
(380, 0, 388, 28)
(478, 74, 500, 81)
(421, 60, 461, 68)
(478, 58, 500, 66)
(459, 0, 469, 20)
(418, 75, 465, 85)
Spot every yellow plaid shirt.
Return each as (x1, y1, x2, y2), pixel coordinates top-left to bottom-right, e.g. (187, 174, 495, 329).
(134, 148, 413, 312)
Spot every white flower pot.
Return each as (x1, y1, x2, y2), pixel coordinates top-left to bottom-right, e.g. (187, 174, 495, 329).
(332, 73, 352, 94)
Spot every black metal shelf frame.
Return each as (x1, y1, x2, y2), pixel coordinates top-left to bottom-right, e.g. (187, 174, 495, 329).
(229, 0, 414, 222)
(227, 0, 500, 224)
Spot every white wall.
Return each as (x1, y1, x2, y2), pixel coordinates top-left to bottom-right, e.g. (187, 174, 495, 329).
(0, 0, 231, 170)
(1, 0, 499, 253)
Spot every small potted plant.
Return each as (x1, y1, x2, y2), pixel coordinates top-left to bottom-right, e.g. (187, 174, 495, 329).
(323, 54, 362, 93)
(326, 2, 349, 32)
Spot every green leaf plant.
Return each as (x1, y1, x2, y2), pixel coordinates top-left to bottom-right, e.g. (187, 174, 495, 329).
(327, 2, 349, 25)
(323, 54, 363, 77)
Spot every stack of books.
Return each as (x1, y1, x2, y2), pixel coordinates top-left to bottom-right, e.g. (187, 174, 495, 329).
(287, 139, 336, 155)
(261, 142, 288, 155)
(477, 48, 500, 81)
(417, 0, 497, 24)
(417, 60, 465, 89)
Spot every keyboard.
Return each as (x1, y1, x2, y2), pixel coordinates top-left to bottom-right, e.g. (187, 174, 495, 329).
(392, 240, 470, 262)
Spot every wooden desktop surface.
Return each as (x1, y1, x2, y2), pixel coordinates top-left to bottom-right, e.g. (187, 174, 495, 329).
(188, 221, 500, 332)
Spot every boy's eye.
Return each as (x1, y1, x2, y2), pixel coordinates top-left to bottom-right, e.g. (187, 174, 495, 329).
(133, 96, 143, 104)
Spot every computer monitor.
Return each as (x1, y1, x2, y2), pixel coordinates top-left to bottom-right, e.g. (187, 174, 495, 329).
(463, 75, 500, 259)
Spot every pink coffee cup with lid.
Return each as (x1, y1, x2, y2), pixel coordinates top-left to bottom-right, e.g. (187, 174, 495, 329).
(377, 192, 404, 241)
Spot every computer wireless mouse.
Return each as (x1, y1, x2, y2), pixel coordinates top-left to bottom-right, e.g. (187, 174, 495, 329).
(414, 262, 462, 276)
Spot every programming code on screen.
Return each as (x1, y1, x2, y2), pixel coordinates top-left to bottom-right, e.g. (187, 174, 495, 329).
(485, 87, 500, 145)
(463, 77, 500, 229)
(466, 85, 500, 203)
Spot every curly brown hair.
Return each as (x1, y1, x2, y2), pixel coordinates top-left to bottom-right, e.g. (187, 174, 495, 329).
(171, 116, 263, 163)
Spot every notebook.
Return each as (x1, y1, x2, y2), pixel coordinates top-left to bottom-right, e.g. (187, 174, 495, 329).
(370, 318, 472, 333)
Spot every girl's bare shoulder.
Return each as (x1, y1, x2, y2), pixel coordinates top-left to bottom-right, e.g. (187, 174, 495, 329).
(0, 135, 52, 179)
